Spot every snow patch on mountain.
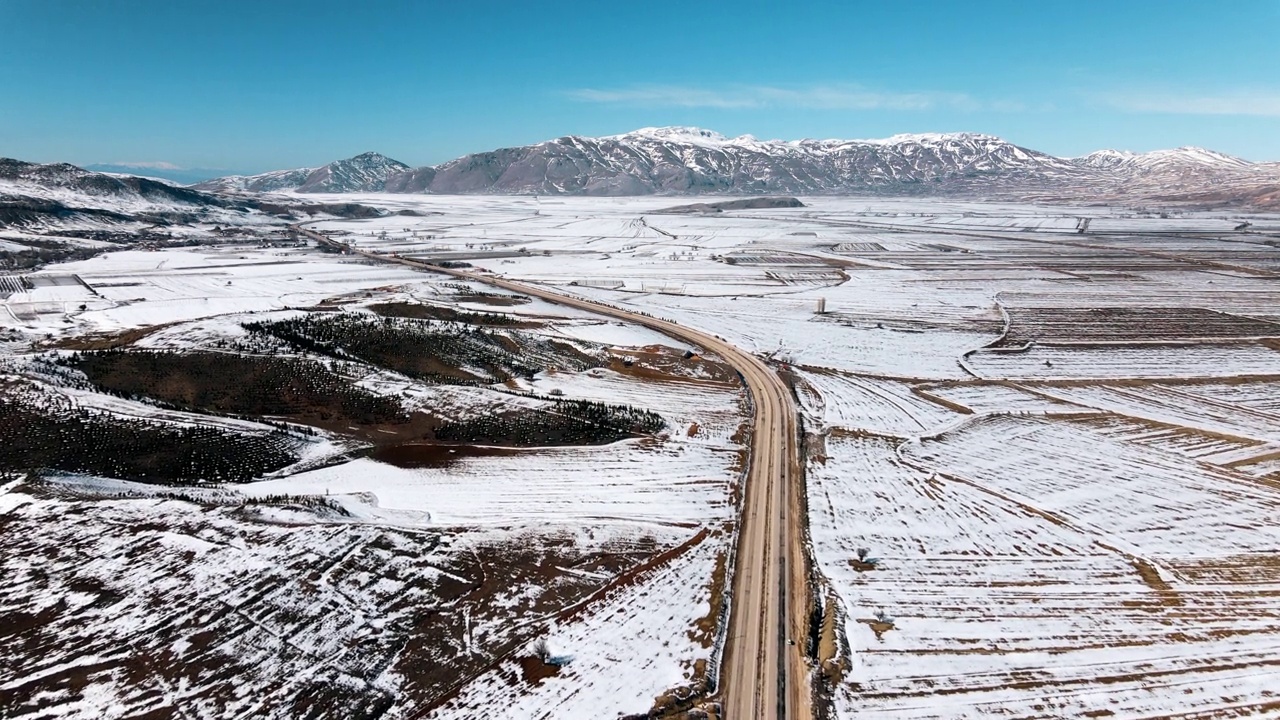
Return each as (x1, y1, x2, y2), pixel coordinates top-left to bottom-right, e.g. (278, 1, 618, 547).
(1073, 149, 1138, 170)
(1126, 147, 1252, 171)
(608, 126, 735, 145)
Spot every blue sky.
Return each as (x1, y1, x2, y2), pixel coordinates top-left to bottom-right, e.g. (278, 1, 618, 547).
(2, 0, 1277, 172)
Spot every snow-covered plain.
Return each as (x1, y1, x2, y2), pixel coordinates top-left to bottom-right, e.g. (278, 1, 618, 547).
(1, 232, 748, 718)
(6, 194, 1280, 718)
(2, 247, 431, 336)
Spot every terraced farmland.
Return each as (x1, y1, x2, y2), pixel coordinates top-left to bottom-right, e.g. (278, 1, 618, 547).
(996, 306, 1280, 346)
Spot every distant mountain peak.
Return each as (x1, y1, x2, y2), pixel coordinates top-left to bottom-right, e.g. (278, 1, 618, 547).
(855, 131, 1001, 145)
(1078, 148, 1138, 159)
(1073, 149, 1138, 169)
(603, 128, 1006, 149)
(1141, 146, 1249, 167)
(612, 126, 732, 143)
(193, 151, 408, 194)
(1072, 146, 1252, 173)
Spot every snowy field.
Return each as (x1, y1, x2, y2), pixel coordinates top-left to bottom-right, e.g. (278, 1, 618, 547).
(809, 435, 1280, 718)
(1, 478, 724, 719)
(1, 247, 430, 336)
(5, 194, 1280, 718)
(0, 231, 747, 718)
(427, 532, 722, 720)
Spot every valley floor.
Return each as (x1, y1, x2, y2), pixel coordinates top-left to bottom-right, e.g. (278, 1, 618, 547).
(4, 195, 1280, 718)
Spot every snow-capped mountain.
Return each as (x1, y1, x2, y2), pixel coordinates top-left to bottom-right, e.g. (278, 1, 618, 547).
(294, 152, 409, 193)
(1067, 146, 1277, 199)
(106, 129, 1280, 209)
(415, 128, 1079, 196)
(1074, 146, 1251, 173)
(0, 158, 393, 232)
(1, 158, 214, 204)
(0, 157, 241, 228)
(1072, 149, 1138, 170)
(194, 166, 316, 194)
(193, 152, 409, 194)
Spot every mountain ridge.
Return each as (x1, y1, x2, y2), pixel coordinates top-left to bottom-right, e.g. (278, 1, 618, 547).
(54, 129, 1280, 208)
(83, 164, 240, 185)
(193, 152, 407, 194)
(0, 157, 399, 232)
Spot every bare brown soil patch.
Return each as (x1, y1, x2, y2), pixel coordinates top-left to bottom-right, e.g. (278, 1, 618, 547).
(516, 655, 561, 685)
(368, 443, 520, 469)
(827, 426, 908, 442)
(1025, 374, 1280, 389)
(995, 306, 1280, 347)
(607, 346, 740, 386)
(1131, 558, 1183, 607)
(1167, 553, 1280, 585)
(55, 323, 174, 350)
(857, 618, 896, 641)
(849, 558, 880, 573)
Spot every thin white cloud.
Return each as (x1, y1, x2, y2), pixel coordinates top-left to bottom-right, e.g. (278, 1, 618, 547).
(1101, 90, 1280, 117)
(565, 84, 989, 111)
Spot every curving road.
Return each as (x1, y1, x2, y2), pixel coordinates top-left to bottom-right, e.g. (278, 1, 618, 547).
(297, 226, 812, 719)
